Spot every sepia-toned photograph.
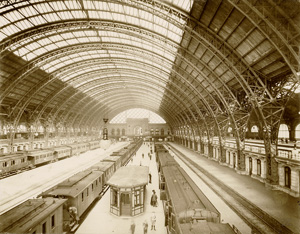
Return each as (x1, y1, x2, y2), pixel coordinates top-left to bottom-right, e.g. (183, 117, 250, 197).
(0, 0, 300, 233)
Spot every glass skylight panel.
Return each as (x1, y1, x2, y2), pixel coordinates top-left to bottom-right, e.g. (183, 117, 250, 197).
(49, 1, 68, 11)
(13, 19, 30, 30)
(64, 0, 82, 10)
(112, 13, 124, 22)
(0, 4, 14, 14)
(89, 11, 100, 19)
(26, 52, 37, 61)
(18, 6, 37, 18)
(72, 10, 87, 18)
(55, 40, 68, 47)
(30, 16, 47, 25)
(45, 13, 61, 22)
(82, 0, 93, 9)
(34, 3, 50, 13)
(34, 47, 47, 56)
(5, 10, 23, 21)
(0, 32, 6, 41)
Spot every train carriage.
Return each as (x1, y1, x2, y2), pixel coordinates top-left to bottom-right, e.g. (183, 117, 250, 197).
(88, 140, 100, 150)
(161, 165, 221, 234)
(0, 198, 66, 234)
(52, 146, 72, 160)
(0, 153, 29, 177)
(110, 149, 130, 166)
(101, 156, 122, 172)
(91, 161, 115, 185)
(42, 169, 103, 232)
(27, 149, 55, 166)
(156, 147, 177, 175)
(179, 222, 235, 234)
(67, 142, 89, 155)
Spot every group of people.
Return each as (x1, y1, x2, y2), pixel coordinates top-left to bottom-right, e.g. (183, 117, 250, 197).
(130, 211, 157, 234)
(130, 143, 159, 234)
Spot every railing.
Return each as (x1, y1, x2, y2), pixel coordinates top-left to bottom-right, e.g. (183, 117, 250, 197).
(277, 149, 300, 161)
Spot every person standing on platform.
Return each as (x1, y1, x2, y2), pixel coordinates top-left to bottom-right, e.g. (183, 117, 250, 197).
(151, 211, 156, 231)
(130, 220, 135, 234)
(143, 220, 148, 234)
(150, 190, 158, 207)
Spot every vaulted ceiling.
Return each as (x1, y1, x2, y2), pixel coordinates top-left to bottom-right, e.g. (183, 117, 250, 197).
(0, 0, 299, 137)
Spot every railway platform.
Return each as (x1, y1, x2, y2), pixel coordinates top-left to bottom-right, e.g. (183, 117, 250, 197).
(0, 142, 128, 215)
(168, 142, 300, 234)
(76, 142, 168, 234)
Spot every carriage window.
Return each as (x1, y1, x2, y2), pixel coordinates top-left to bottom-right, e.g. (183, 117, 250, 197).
(11, 160, 15, 165)
(96, 180, 98, 186)
(81, 193, 84, 201)
(51, 215, 55, 228)
(3, 162, 7, 167)
(92, 183, 94, 191)
(87, 188, 89, 197)
(21, 158, 25, 163)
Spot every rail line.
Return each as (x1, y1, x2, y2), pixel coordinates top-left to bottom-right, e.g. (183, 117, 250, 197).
(167, 144, 293, 234)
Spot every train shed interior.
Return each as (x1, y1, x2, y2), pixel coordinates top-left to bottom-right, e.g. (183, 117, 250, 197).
(1, 0, 300, 233)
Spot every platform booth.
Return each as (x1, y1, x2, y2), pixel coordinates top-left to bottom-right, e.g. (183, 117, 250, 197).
(107, 166, 149, 217)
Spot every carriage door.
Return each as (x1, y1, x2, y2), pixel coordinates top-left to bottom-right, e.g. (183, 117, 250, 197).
(120, 193, 130, 216)
(249, 157, 252, 176)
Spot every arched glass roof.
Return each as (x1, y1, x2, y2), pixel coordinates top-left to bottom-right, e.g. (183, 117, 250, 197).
(1, 0, 299, 135)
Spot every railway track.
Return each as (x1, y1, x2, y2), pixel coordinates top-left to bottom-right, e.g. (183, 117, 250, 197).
(0, 167, 32, 180)
(168, 144, 293, 234)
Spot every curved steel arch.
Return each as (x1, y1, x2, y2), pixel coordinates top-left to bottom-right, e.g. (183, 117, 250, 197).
(77, 92, 181, 129)
(1, 23, 251, 139)
(227, 0, 299, 80)
(1, 18, 245, 132)
(66, 80, 203, 131)
(21, 45, 225, 130)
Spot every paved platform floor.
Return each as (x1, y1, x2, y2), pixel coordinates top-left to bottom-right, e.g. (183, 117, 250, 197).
(172, 151, 252, 234)
(76, 142, 167, 234)
(169, 142, 300, 234)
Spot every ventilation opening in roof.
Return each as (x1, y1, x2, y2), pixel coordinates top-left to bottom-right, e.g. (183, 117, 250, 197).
(110, 108, 166, 124)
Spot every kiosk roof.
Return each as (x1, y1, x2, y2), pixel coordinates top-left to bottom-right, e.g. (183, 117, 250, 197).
(107, 166, 149, 188)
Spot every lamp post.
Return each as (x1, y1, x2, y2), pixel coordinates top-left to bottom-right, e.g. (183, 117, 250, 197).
(103, 118, 109, 140)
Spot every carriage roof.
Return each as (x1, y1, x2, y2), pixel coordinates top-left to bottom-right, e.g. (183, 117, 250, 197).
(163, 165, 219, 216)
(47, 170, 103, 197)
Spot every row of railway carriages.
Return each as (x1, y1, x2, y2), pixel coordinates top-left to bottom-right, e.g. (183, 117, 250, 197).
(0, 140, 143, 234)
(0, 140, 102, 178)
(155, 143, 238, 234)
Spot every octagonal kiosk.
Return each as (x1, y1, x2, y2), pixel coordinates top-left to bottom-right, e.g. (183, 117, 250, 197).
(107, 166, 149, 216)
